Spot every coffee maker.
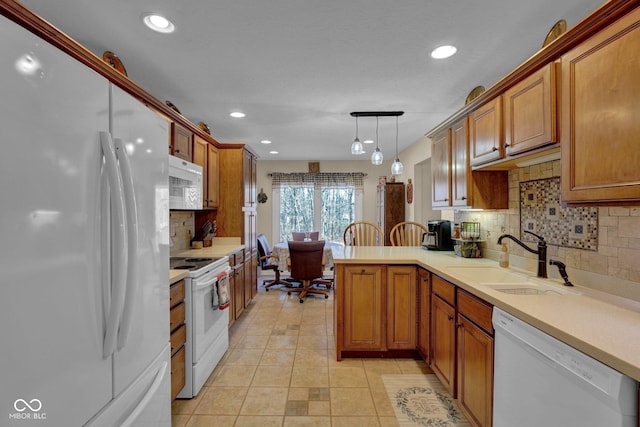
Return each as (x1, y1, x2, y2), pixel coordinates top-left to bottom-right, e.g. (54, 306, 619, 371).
(422, 220, 454, 251)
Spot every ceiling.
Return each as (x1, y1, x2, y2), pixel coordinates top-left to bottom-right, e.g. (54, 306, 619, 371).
(21, 0, 604, 161)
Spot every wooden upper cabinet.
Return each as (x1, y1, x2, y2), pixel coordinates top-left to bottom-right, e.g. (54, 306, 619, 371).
(171, 122, 193, 161)
(431, 129, 451, 208)
(504, 63, 558, 156)
(469, 97, 503, 166)
(207, 144, 219, 208)
(192, 135, 208, 189)
(561, 7, 640, 205)
(451, 118, 470, 207)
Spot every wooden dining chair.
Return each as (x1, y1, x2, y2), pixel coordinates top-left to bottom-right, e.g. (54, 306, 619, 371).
(342, 221, 383, 246)
(390, 221, 428, 246)
(286, 240, 331, 303)
(291, 231, 320, 241)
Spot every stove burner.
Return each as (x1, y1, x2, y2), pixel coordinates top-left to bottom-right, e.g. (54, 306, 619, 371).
(184, 257, 216, 263)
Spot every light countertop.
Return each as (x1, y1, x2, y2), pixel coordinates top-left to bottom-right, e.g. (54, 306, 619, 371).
(332, 246, 640, 381)
(170, 237, 244, 259)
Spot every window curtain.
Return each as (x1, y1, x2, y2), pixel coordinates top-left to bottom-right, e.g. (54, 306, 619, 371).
(270, 172, 366, 189)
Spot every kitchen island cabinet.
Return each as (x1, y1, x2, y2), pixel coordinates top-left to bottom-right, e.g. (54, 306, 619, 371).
(334, 264, 418, 359)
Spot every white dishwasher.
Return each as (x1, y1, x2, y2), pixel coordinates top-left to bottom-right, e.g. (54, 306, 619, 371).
(492, 308, 637, 427)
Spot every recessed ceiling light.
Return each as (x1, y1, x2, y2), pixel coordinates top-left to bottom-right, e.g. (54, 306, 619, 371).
(269, 150, 278, 154)
(363, 139, 374, 144)
(230, 111, 246, 118)
(142, 14, 175, 33)
(260, 140, 272, 144)
(431, 45, 457, 59)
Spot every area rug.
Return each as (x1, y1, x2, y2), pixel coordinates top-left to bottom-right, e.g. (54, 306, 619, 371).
(382, 374, 471, 427)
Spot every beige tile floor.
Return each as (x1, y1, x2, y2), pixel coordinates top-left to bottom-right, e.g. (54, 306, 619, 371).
(171, 280, 433, 427)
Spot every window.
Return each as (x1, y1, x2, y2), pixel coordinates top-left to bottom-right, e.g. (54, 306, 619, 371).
(271, 172, 365, 243)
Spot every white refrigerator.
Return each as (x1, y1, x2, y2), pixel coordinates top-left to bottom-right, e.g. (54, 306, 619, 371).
(0, 15, 171, 426)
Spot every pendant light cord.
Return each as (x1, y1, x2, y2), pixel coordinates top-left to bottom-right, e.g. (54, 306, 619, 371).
(395, 116, 399, 158)
(375, 116, 379, 150)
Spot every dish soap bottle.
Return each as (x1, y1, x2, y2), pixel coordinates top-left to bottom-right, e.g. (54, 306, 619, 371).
(499, 242, 509, 268)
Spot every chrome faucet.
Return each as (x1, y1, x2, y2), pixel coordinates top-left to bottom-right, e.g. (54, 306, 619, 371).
(497, 231, 547, 278)
(549, 259, 574, 286)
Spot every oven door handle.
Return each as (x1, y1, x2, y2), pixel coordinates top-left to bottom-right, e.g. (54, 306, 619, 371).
(114, 138, 138, 350)
(100, 131, 128, 359)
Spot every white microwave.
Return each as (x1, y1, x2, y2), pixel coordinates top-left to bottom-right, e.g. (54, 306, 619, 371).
(169, 155, 203, 210)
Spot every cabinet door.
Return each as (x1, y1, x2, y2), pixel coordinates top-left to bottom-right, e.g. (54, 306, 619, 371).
(504, 63, 557, 156)
(561, 8, 640, 204)
(193, 135, 208, 202)
(431, 294, 456, 396)
(470, 97, 503, 166)
(451, 117, 470, 207)
(171, 122, 192, 161)
(207, 144, 219, 208)
(387, 266, 417, 349)
(343, 265, 385, 350)
(233, 265, 244, 320)
(457, 314, 494, 427)
(243, 150, 256, 207)
(431, 129, 452, 208)
(417, 269, 431, 361)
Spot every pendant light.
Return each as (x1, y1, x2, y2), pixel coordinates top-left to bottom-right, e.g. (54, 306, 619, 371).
(371, 116, 383, 165)
(350, 115, 364, 155)
(391, 116, 404, 175)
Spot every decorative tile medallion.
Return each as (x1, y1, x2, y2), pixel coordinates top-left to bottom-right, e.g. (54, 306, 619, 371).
(520, 177, 598, 250)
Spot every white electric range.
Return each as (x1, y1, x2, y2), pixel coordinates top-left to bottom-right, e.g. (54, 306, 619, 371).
(170, 256, 230, 398)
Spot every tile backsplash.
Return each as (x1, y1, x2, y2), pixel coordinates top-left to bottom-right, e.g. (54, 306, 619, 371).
(454, 160, 640, 292)
(169, 211, 195, 251)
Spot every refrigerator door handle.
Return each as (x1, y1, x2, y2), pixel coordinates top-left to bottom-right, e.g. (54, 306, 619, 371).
(114, 138, 138, 350)
(100, 131, 129, 359)
(120, 360, 169, 427)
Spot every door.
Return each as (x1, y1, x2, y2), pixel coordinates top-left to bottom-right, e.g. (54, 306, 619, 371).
(470, 97, 503, 166)
(0, 18, 112, 424)
(451, 118, 470, 207)
(111, 85, 170, 395)
(431, 129, 451, 208)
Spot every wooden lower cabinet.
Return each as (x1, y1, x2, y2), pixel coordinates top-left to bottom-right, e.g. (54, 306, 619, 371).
(431, 293, 456, 396)
(417, 268, 431, 361)
(169, 279, 186, 401)
(430, 276, 494, 427)
(341, 265, 385, 351)
(335, 264, 418, 359)
(457, 314, 493, 427)
(387, 266, 417, 349)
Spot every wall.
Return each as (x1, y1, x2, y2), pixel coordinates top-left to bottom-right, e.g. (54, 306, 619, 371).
(453, 160, 640, 299)
(256, 137, 433, 244)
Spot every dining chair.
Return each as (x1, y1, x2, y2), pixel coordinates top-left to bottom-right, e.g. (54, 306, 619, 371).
(257, 234, 293, 291)
(342, 221, 383, 246)
(390, 221, 428, 246)
(286, 240, 331, 303)
(291, 231, 320, 241)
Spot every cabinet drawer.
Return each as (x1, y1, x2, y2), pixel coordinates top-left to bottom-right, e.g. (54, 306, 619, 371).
(170, 280, 185, 308)
(170, 323, 186, 355)
(171, 346, 186, 401)
(457, 289, 493, 335)
(432, 275, 456, 306)
(169, 301, 185, 333)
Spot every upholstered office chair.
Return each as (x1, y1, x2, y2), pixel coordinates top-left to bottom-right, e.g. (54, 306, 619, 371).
(286, 240, 331, 303)
(291, 231, 320, 241)
(343, 221, 383, 246)
(257, 234, 291, 291)
(390, 221, 428, 246)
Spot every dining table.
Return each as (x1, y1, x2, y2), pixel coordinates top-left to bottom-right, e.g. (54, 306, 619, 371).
(272, 241, 343, 273)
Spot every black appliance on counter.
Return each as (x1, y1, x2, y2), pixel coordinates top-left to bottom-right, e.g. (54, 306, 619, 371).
(422, 220, 454, 251)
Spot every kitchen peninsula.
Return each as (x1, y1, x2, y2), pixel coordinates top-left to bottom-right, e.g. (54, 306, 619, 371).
(332, 246, 640, 381)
